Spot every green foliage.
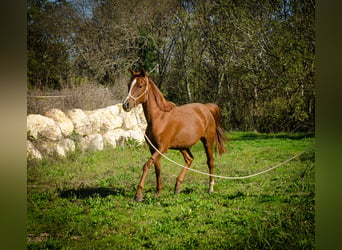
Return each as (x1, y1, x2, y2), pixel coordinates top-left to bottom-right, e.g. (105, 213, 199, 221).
(124, 138, 142, 149)
(27, 0, 72, 89)
(27, 0, 315, 132)
(28, 132, 315, 249)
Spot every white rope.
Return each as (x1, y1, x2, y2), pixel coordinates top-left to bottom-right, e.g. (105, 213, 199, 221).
(144, 133, 313, 180)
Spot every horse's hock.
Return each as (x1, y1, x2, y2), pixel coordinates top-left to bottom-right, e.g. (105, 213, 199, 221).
(27, 104, 147, 160)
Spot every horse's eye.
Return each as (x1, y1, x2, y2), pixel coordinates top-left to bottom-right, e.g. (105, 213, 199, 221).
(138, 84, 143, 88)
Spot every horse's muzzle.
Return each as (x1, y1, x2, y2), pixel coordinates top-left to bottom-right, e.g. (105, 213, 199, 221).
(122, 101, 131, 112)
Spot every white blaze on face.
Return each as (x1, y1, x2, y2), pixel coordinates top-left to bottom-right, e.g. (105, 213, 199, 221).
(124, 78, 137, 102)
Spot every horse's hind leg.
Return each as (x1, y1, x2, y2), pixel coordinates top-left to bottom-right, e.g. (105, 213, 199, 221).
(201, 137, 215, 193)
(154, 159, 162, 197)
(174, 148, 194, 194)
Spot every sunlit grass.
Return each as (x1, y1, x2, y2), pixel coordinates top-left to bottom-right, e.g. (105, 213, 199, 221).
(27, 132, 315, 249)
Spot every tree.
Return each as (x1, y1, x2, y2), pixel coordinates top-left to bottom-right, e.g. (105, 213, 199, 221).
(27, 0, 315, 132)
(27, 0, 73, 89)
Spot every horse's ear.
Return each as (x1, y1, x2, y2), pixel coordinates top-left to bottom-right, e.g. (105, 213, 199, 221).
(128, 68, 134, 76)
(141, 67, 146, 77)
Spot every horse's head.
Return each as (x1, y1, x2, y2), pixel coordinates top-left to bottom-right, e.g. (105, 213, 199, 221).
(123, 68, 149, 112)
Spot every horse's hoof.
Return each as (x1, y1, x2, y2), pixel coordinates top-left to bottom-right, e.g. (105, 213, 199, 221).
(134, 196, 144, 202)
(174, 188, 181, 194)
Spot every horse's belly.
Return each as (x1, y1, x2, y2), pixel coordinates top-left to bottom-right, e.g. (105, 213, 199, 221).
(168, 127, 203, 149)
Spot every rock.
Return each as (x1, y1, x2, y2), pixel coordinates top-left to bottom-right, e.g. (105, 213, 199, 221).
(79, 133, 104, 152)
(128, 130, 145, 144)
(106, 105, 120, 116)
(27, 140, 42, 160)
(40, 139, 75, 157)
(39, 141, 56, 157)
(135, 105, 147, 130)
(45, 109, 74, 137)
(103, 131, 117, 148)
(66, 109, 92, 136)
(56, 139, 75, 157)
(86, 108, 123, 133)
(27, 114, 63, 141)
(111, 129, 130, 146)
(120, 105, 145, 130)
(26, 102, 148, 159)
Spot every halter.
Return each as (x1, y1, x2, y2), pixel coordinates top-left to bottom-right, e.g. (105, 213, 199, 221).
(125, 78, 149, 107)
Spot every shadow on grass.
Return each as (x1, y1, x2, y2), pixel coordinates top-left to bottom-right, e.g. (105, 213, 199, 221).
(299, 150, 315, 163)
(230, 132, 315, 141)
(224, 192, 284, 203)
(182, 187, 195, 194)
(226, 191, 246, 199)
(224, 191, 314, 204)
(59, 186, 127, 199)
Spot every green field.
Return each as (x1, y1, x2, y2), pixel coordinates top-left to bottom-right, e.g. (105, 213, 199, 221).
(27, 132, 315, 249)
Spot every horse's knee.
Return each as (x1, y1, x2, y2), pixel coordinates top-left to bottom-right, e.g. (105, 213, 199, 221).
(183, 150, 194, 166)
(143, 158, 154, 170)
(186, 157, 193, 166)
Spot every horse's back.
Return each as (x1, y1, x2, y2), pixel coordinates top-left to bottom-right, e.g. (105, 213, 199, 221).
(177, 102, 213, 116)
(170, 103, 214, 127)
(155, 103, 216, 149)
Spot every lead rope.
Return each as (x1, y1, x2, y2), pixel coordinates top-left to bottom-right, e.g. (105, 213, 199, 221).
(132, 107, 314, 180)
(144, 133, 313, 179)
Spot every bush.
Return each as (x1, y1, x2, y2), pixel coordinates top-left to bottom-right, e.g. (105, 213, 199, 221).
(27, 82, 122, 115)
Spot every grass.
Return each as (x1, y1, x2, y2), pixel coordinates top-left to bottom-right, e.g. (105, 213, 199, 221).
(27, 132, 315, 249)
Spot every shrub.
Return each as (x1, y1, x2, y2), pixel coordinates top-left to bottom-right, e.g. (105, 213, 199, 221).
(27, 82, 122, 115)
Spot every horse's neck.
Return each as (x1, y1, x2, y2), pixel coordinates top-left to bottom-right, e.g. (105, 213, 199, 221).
(142, 84, 163, 124)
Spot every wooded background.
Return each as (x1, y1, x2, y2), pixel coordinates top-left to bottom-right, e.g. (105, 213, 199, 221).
(27, 0, 315, 132)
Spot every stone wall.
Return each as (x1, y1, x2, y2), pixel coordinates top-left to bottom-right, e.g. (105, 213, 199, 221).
(27, 104, 146, 160)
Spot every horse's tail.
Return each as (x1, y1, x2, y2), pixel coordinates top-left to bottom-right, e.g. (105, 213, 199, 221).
(205, 103, 227, 155)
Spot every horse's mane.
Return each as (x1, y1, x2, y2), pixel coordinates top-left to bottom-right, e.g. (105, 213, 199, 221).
(148, 78, 176, 112)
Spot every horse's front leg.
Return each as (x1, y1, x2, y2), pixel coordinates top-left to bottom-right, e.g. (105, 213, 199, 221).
(135, 151, 162, 202)
(135, 158, 153, 202)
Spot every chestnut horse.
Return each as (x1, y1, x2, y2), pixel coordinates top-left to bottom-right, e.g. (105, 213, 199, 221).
(123, 68, 227, 202)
